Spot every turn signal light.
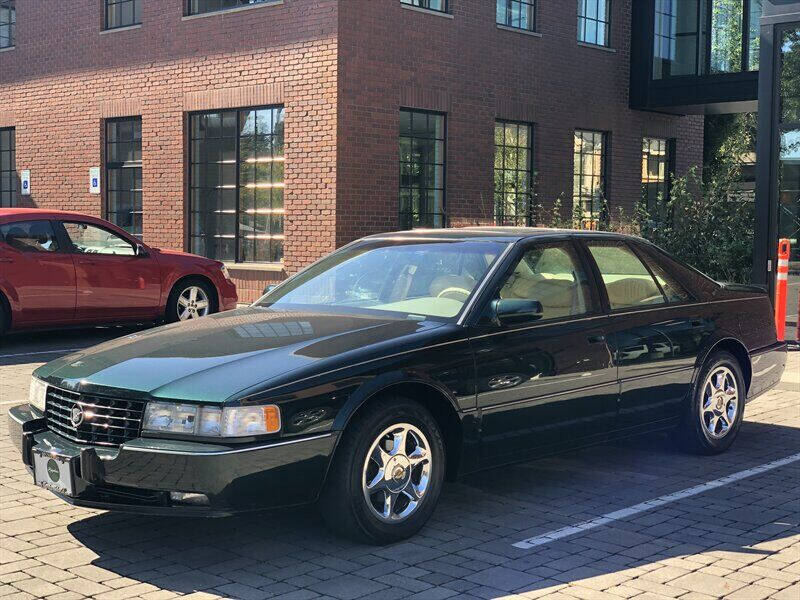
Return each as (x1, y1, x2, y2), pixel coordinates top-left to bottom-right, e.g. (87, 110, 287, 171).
(264, 405, 281, 433)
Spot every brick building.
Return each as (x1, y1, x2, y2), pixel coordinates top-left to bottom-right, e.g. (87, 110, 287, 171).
(0, 0, 704, 303)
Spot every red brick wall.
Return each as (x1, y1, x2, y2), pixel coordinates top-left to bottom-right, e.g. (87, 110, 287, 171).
(0, 0, 338, 301)
(1, 0, 705, 304)
(336, 0, 705, 245)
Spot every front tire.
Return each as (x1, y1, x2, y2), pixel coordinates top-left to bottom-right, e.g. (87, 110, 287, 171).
(319, 396, 445, 544)
(675, 351, 745, 454)
(165, 278, 217, 323)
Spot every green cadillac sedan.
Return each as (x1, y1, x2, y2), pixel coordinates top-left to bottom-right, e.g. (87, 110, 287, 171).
(8, 228, 786, 543)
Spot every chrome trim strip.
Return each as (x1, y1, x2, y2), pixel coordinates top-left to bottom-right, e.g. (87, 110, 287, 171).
(618, 365, 694, 384)
(480, 379, 619, 413)
(457, 242, 517, 326)
(123, 432, 334, 456)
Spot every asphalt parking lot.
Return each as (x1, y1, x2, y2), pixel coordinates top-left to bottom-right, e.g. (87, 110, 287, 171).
(1, 328, 799, 600)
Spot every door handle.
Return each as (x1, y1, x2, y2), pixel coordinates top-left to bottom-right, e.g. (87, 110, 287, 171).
(588, 334, 606, 344)
(0, 257, 12, 263)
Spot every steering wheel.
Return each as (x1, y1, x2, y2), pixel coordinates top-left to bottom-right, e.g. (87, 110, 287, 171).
(436, 287, 471, 302)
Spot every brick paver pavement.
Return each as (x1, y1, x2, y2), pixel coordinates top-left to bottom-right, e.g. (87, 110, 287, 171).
(1, 329, 798, 600)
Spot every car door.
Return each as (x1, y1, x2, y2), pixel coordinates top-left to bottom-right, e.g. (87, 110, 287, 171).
(59, 220, 162, 321)
(469, 239, 618, 466)
(582, 239, 705, 433)
(0, 219, 77, 325)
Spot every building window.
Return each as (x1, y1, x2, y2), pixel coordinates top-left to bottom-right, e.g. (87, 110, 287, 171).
(399, 110, 446, 229)
(747, 0, 762, 70)
(710, 0, 744, 73)
(573, 130, 607, 229)
(105, 118, 142, 237)
(105, 0, 141, 30)
(0, 0, 14, 49)
(496, 0, 536, 31)
(653, 0, 763, 79)
(187, 0, 275, 16)
(0, 128, 16, 208)
(189, 106, 285, 263)
(494, 121, 533, 226)
(641, 137, 674, 212)
(401, 0, 447, 13)
(0, 128, 15, 207)
(578, 0, 611, 47)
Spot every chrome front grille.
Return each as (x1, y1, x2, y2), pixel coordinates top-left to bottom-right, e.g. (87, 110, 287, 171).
(45, 387, 145, 447)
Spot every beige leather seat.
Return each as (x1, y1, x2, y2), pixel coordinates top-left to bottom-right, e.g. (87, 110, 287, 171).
(605, 277, 662, 308)
(500, 273, 578, 319)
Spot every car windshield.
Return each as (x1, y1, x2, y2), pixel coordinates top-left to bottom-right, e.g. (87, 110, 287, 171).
(256, 240, 507, 320)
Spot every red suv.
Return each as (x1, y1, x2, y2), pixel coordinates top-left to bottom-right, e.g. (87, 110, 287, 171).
(0, 209, 238, 335)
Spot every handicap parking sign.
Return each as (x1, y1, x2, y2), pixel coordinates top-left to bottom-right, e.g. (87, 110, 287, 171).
(20, 170, 31, 195)
(89, 167, 101, 194)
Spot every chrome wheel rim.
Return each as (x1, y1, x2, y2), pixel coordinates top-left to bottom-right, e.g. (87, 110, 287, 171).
(177, 286, 210, 321)
(362, 423, 432, 523)
(701, 366, 739, 440)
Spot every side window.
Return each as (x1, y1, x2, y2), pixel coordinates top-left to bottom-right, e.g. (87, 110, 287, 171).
(587, 242, 666, 309)
(63, 222, 135, 256)
(638, 250, 691, 303)
(498, 244, 593, 320)
(0, 220, 60, 253)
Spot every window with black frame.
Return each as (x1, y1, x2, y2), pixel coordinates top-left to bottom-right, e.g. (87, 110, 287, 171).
(399, 109, 446, 229)
(641, 137, 674, 212)
(189, 106, 285, 263)
(187, 0, 275, 16)
(401, 0, 447, 13)
(494, 120, 533, 226)
(0, 128, 17, 208)
(577, 0, 610, 47)
(0, 0, 14, 49)
(496, 0, 536, 31)
(106, 118, 142, 237)
(573, 130, 607, 229)
(105, 0, 140, 29)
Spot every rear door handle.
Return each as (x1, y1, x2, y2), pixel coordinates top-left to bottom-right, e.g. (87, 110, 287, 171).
(588, 334, 606, 344)
(0, 257, 12, 263)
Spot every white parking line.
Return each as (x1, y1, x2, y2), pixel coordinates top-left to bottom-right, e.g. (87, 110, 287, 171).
(0, 348, 83, 359)
(512, 452, 800, 550)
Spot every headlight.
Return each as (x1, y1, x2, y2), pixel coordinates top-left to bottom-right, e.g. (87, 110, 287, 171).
(29, 377, 47, 412)
(143, 402, 280, 437)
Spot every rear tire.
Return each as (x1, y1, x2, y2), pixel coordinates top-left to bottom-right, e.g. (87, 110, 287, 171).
(165, 278, 217, 323)
(674, 351, 745, 455)
(319, 396, 445, 544)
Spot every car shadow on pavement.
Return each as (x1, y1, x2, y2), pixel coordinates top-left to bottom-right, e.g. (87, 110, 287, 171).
(64, 420, 800, 598)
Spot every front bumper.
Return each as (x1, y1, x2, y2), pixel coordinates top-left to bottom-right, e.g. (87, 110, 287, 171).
(8, 404, 337, 516)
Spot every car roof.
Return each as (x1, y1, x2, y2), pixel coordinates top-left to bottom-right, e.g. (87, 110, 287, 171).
(362, 226, 646, 244)
(0, 208, 93, 220)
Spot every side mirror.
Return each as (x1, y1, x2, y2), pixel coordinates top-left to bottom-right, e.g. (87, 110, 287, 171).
(492, 298, 543, 326)
(135, 244, 149, 258)
(263, 283, 278, 295)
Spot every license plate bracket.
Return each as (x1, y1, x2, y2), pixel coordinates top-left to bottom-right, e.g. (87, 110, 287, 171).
(33, 449, 76, 497)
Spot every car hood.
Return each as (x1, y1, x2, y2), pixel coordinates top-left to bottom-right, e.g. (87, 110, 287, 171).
(35, 307, 448, 403)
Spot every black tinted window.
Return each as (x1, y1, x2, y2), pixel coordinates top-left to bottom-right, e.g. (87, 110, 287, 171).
(0, 220, 60, 253)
